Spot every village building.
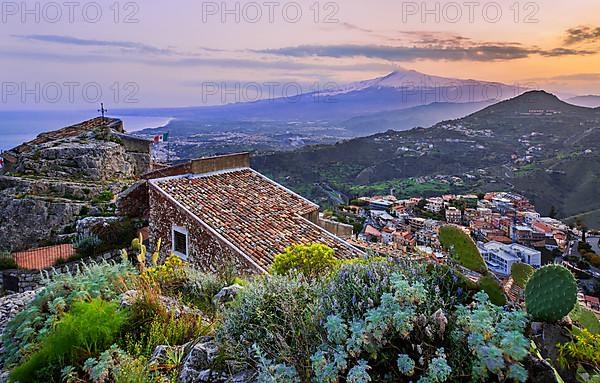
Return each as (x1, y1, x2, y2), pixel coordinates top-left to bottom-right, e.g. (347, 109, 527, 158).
(478, 241, 541, 276)
(381, 226, 396, 245)
(425, 197, 444, 213)
(145, 153, 363, 273)
(445, 207, 462, 224)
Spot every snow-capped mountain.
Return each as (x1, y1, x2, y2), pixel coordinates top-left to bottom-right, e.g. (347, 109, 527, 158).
(322, 69, 521, 102)
(121, 69, 524, 121)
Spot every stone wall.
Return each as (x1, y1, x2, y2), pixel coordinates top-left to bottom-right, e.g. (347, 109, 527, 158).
(148, 187, 261, 275)
(117, 181, 149, 218)
(143, 162, 192, 180)
(115, 133, 152, 154)
(1, 251, 121, 294)
(318, 217, 354, 239)
(190, 152, 250, 174)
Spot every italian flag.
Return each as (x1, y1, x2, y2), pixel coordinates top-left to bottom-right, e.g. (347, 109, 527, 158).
(153, 133, 169, 143)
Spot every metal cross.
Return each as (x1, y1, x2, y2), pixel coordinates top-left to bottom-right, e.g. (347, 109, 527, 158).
(98, 103, 107, 121)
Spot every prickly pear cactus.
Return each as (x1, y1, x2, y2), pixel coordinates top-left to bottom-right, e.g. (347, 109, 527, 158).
(525, 264, 577, 322)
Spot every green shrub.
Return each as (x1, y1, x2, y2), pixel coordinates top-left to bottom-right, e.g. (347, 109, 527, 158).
(216, 259, 499, 382)
(2, 261, 135, 368)
(73, 234, 102, 258)
(439, 226, 487, 273)
(76, 344, 157, 383)
(309, 260, 478, 382)
(321, 259, 474, 322)
(216, 274, 322, 380)
(10, 298, 127, 382)
(94, 190, 115, 203)
(451, 292, 530, 382)
(511, 263, 535, 288)
(93, 219, 138, 252)
(113, 355, 156, 383)
(313, 272, 454, 382)
(557, 328, 600, 372)
(272, 243, 338, 278)
(0, 251, 17, 270)
(180, 268, 229, 316)
(125, 311, 208, 358)
(478, 275, 507, 306)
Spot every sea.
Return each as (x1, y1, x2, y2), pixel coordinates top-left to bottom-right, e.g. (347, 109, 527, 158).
(0, 111, 172, 151)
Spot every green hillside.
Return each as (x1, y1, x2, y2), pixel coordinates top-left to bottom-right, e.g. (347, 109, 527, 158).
(253, 91, 600, 226)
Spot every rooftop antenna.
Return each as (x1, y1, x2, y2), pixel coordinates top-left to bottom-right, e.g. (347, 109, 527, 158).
(98, 103, 108, 123)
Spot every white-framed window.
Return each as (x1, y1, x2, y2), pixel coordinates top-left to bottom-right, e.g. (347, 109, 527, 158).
(171, 225, 189, 260)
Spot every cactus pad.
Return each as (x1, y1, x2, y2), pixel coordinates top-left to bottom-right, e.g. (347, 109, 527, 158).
(525, 264, 577, 322)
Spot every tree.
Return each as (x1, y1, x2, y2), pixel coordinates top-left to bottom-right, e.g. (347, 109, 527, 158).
(548, 205, 557, 218)
(576, 218, 588, 242)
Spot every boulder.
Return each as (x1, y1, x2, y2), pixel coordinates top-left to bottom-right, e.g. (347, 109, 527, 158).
(178, 340, 220, 383)
(213, 284, 244, 305)
(523, 354, 560, 383)
(76, 216, 121, 237)
(149, 345, 171, 366)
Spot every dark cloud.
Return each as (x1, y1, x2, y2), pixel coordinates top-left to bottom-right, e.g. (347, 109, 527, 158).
(13, 34, 175, 55)
(564, 26, 600, 45)
(527, 73, 600, 82)
(0, 46, 395, 74)
(390, 31, 472, 46)
(339, 22, 373, 34)
(540, 47, 595, 57)
(257, 43, 593, 62)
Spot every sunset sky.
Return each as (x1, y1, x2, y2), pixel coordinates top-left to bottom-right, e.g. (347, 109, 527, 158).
(1, 0, 600, 109)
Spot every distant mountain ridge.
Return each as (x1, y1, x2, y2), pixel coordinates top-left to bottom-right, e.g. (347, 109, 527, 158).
(122, 69, 523, 123)
(340, 100, 494, 135)
(567, 95, 600, 108)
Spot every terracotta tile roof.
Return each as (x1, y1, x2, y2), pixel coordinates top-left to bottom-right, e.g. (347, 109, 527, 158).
(503, 277, 523, 303)
(487, 235, 513, 244)
(152, 168, 362, 270)
(365, 225, 382, 237)
(13, 244, 76, 270)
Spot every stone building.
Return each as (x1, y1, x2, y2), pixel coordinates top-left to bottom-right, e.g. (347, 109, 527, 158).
(147, 153, 363, 273)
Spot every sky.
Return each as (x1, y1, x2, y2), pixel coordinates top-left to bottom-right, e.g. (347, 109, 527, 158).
(1, 0, 600, 109)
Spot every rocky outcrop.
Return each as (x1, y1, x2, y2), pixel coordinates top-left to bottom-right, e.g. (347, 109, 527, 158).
(0, 118, 152, 252)
(0, 191, 87, 251)
(12, 135, 146, 181)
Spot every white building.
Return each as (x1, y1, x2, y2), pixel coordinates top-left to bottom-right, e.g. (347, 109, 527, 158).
(445, 207, 462, 224)
(425, 197, 444, 213)
(381, 227, 396, 245)
(478, 241, 542, 276)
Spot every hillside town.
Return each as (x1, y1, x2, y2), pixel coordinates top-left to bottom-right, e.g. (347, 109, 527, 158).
(335, 191, 600, 312)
